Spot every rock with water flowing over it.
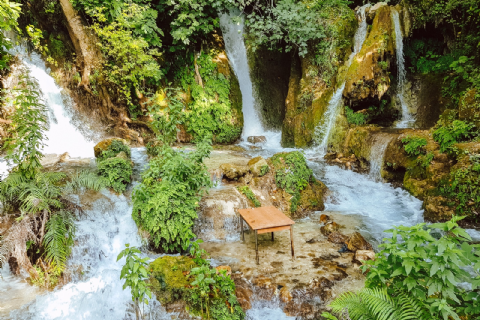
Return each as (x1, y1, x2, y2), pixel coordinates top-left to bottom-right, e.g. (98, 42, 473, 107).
(247, 136, 267, 144)
(366, 2, 387, 23)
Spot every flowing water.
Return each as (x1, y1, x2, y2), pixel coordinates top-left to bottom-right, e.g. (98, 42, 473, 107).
(392, 9, 415, 128)
(8, 46, 97, 158)
(314, 4, 370, 155)
(369, 133, 394, 182)
(219, 11, 282, 148)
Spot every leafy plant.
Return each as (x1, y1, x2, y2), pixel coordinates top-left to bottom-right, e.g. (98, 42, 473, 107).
(132, 140, 212, 252)
(433, 120, 475, 153)
(417, 152, 434, 168)
(0, 0, 21, 70)
(345, 106, 367, 125)
(43, 210, 76, 270)
(361, 217, 480, 320)
(237, 186, 261, 207)
(117, 244, 152, 320)
(401, 136, 427, 156)
(98, 140, 131, 160)
(260, 165, 270, 176)
(97, 157, 132, 193)
(439, 161, 480, 220)
(271, 151, 313, 212)
(2, 74, 48, 179)
(324, 287, 431, 320)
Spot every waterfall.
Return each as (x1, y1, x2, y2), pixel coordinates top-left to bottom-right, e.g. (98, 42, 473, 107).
(369, 133, 394, 181)
(314, 4, 370, 155)
(392, 9, 414, 128)
(10, 47, 96, 158)
(219, 11, 263, 139)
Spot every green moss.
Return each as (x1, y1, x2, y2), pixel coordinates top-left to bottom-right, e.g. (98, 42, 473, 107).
(149, 256, 197, 305)
(237, 185, 261, 207)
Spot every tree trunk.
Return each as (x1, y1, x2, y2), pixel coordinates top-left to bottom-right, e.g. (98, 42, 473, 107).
(59, 0, 101, 92)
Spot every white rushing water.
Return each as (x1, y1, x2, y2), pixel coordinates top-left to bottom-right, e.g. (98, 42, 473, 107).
(314, 4, 370, 154)
(369, 133, 394, 181)
(9, 47, 96, 158)
(219, 11, 282, 148)
(392, 9, 414, 128)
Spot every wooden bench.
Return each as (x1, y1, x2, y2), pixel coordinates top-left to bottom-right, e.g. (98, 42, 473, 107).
(238, 206, 295, 264)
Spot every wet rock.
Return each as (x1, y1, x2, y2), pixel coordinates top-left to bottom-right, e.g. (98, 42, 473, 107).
(279, 286, 293, 303)
(319, 214, 330, 224)
(354, 250, 376, 263)
(346, 232, 373, 252)
(327, 231, 349, 244)
(93, 138, 129, 158)
(247, 136, 267, 144)
(220, 163, 248, 180)
(232, 274, 253, 310)
(320, 222, 339, 236)
(248, 156, 269, 177)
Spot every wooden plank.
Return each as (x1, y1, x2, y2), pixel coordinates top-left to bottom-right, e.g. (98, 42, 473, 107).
(257, 225, 291, 234)
(238, 206, 294, 230)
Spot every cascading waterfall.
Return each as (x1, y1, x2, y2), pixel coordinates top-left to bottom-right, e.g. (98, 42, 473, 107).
(219, 11, 282, 148)
(219, 11, 263, 139)
(314, 4, 370, 155)
(10, 47, 96, 158)
(392, 9, 415, 128)
(369, 133, 394, 181)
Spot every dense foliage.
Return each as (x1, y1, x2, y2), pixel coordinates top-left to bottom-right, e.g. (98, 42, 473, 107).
(433, 120, 476, 153)
(271, 151, 314, 212)
(439, 154, 480, 221)
(325, 217, 480, 320)
(132, 141, 212, 252)
(96, 140, 133, 193)
(0, 0, 21, 70)
(401, 136, 427, 157)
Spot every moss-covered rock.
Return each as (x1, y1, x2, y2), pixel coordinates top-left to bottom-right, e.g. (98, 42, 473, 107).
(281, 8, 357, 148)
(247, 156, 269, 177)
(93, 138, 129, 158)
(343, 5, 394, 109)
(149, 256, 196, 305)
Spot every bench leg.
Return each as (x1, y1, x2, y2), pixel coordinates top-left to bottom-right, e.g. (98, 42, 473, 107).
(271, 232, 274, 241)
(241, 217, 244, 242)
(290, 226, 295, 260)
(255, 230, 259, 265)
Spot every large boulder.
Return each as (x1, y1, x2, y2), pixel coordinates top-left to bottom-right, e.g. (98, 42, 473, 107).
(220, 163, 249, 180)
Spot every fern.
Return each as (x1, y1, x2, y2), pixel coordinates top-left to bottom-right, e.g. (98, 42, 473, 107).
(43, 210, 76, 269)
(63, 170, 107, 194)
(329, 288, 431, 320)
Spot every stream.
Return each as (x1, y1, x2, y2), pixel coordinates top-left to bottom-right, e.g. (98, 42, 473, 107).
(0, 8, 444, 320)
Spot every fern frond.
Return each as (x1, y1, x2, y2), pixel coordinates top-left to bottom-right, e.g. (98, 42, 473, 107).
(43, 210, 76, 270)
(63, 170, 107, 194)
(395, 292, 432, 320)
(330, 288, 404, 320)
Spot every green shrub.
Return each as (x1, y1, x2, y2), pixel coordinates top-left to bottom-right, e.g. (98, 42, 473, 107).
(361, 217, 480, 319)
(260, 165, 270, 176)
(401, 136, 427, 156)
(433, 120, 475, 153)
(132, 141, 212, 252)
(271, 151, 313, 212)
(237, 186, 261, 207)
(345, 106, 367, 125)
(98, 140, 131, 161)
(438, 157, 480, 220)
(97, 157, 133, 193)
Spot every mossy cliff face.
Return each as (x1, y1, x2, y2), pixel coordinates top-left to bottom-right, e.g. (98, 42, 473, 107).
(281, 10, 357, 148)
(343, 5, 394, 109)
